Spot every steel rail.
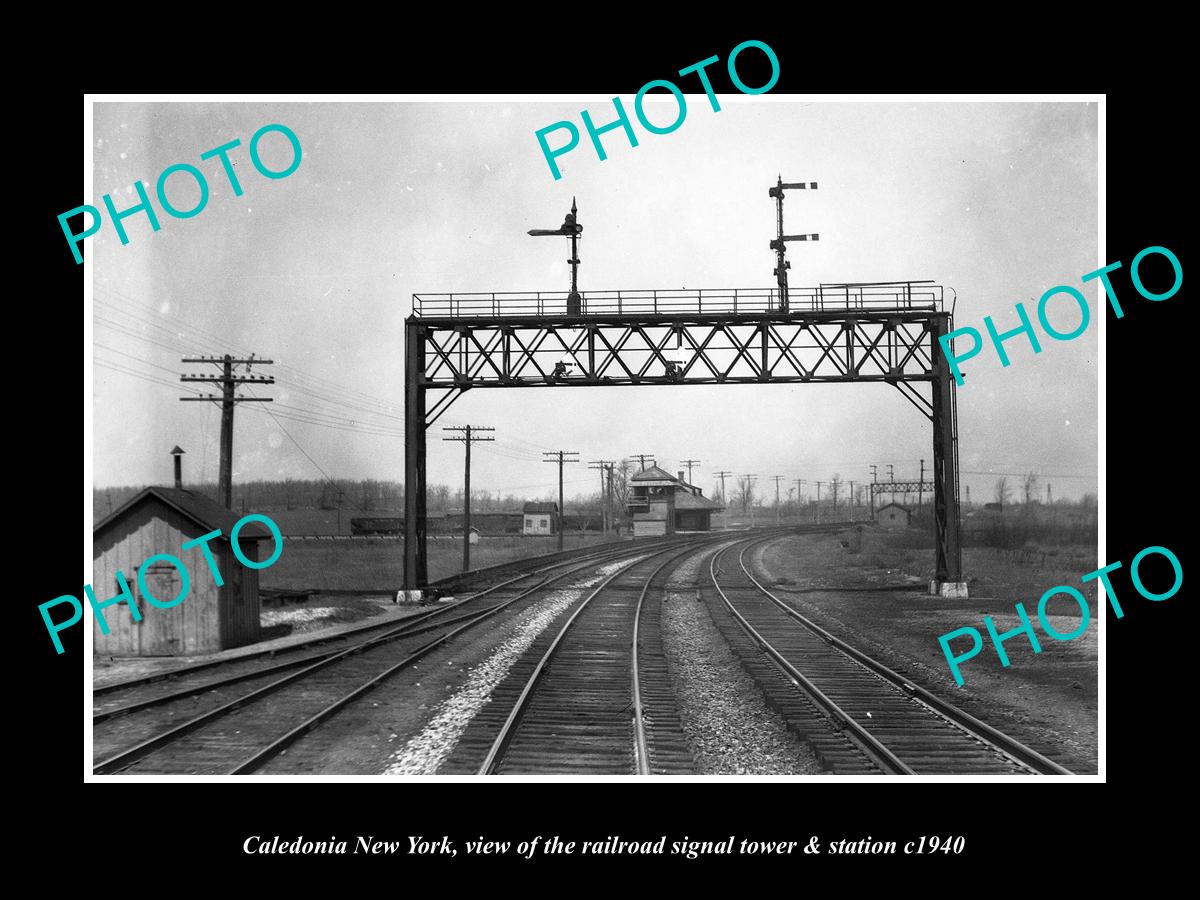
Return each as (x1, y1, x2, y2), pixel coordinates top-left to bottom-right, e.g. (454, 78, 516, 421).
(92, 547, 671, 776)
(708, 538, 914, 775)
(631, 545, 712, 775)
(94, 535, 699, 698)
(734, 539, 1073, 775)
(237, 537, 730, 776)
(477, 538, 723, 776)
(92, 603, 509, 724)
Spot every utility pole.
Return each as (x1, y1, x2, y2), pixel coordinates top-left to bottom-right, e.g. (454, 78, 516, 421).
(544, 450, 580, 550)
(180, 354, 274, 509)
(443, 425, 494, 571)
(336, 488, 345, 536)
(918, 459, 925, 509)
(814, 481, 824, 523)
(887, 464, 895, 482)
(848, 480, 856, 521)
(1046, 483, 1052, 505)
(870, 464, 878, 484)
(770, 475, 785, 525)
(605, 462, 618, 536)
(714, 470, 732, 530)
(630, 453, 655, 472)
(714, 471, 732, 505)
(680, 459, 701, 484)
(588, 459, 615, 534)
(793, 479, 804, 512)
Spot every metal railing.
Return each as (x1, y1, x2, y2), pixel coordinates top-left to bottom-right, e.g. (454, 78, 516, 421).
(412, 282, 944, 318)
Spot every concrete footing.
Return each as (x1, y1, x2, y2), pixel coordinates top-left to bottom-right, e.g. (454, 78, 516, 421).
(395, 589, 425, 604)
(929, 580, 969, 598)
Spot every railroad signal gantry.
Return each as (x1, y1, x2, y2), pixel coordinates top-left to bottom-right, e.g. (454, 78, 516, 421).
(404, 184, 964, 596)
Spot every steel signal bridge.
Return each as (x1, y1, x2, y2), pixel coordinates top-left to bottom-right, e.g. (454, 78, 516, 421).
(404, 193, 965, 597)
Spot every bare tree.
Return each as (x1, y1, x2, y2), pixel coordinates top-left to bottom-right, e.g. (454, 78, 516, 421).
(994, 476, 1011, 506)
(735, 475, 755, 513)
(1022, 471, 1039, 505)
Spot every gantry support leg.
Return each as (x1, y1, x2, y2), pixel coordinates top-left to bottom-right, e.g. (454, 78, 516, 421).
(931, 318, 966, 597)
(404, 322, 428, 592)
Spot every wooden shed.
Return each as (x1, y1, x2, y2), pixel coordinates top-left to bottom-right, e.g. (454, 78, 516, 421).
(92, 487, 269, 656)
(523, 502, 558, 535)
(876, 502, 912, 529)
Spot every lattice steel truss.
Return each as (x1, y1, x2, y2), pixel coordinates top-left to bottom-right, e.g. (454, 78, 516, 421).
(404, 294, 963, 590)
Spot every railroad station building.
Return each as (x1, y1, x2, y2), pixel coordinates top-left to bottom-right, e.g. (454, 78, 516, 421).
(626, 466, 723, 536)
(523, 501, 558, 535)
(93, 487, 269, 657)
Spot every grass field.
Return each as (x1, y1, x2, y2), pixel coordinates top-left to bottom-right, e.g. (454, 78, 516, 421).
(847, 528, 1099, 603)
(262, 533, 619, 591)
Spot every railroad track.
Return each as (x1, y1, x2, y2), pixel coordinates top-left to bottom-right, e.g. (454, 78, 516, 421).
(440, 540, 725, 775)
(91, 534, 729, 775)
(93, 536, 695, 702)
(704, 536, 1074, 775)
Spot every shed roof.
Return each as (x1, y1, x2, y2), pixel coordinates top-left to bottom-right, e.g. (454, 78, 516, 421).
(95, 487, 271, 541)
(630, 465, 677, 483)
(877, 502, 911, 514)
(675, 491, 723, 511)
(523, 502, 559, 514)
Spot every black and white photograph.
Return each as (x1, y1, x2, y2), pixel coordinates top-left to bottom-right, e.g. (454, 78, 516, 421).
(83, 96, 1101, 780)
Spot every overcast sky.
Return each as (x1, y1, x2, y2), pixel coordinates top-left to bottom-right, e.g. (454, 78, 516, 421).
(90, 99, 1098, 505)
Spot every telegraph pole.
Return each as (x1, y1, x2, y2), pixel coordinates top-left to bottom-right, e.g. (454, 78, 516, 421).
(869, 466, 878, 519)
(714, 471, 732, 504)
(918, 459, 926, 509)
(630, 453, 655, 471)
(605, 462, 617, 536)
(814, 481, 824, 523)
(849, 480, 856, 521)
(680, 459, 701, 484)
(770, 475, 785, 525)
(588, 459, 615, 534)
(443, 425, 494, 571)
(180, 354, 274, 509)
(793, 479, 804, 511)
(544, 450, 580, 549)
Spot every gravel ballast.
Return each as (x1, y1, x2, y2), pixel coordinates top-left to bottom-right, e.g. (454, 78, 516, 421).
(661, 550, 824, 775)
(382, 556, 648, 776)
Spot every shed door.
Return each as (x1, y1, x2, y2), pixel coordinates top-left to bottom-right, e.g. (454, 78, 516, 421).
(137, 562, 184, 656)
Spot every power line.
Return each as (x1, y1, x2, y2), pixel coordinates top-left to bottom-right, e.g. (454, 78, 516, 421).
(543, 450, 580, 550)
(444, 425, 495, 571)
(180, 355, 274, 508)
(630, 453, 655, 471)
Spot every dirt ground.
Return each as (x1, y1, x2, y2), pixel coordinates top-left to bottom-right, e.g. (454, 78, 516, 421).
(755, 531, 1098, 774)
(264, 534, 616, 591)
(92, 593, 423, 686)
